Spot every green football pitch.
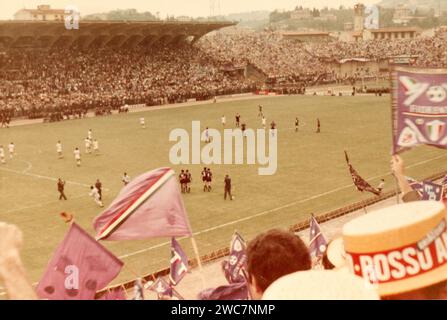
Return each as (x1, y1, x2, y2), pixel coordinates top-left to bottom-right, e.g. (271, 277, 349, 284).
(0, 95, 445, 287)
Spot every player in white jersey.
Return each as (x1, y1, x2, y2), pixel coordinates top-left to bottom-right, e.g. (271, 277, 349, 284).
(204, 127, 210, 143)
(85, 138, 92, 154)
(92, 139, 99, 155)
(221, 115, 226, 127)
(140, 117, 146, 129)
(73, 148, 81, 167)
(89, 186, 104, 207)
(122, 172, 131, 185)
(261, 116, 266, 129)
(56, 141, 63, 159)
(8, 142, 15, 159)
(88, 129, 93, 140)
(0, 146, 5, 164)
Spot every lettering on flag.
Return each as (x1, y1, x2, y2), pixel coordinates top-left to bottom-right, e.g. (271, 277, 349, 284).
(391, 66, 447, 154)
(169, 238, 189, 286)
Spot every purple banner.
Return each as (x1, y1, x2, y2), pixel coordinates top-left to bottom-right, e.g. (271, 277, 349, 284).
(391, 66, 447, 154)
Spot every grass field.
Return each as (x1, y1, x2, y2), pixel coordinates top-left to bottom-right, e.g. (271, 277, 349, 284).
(1, 94, 446, 288)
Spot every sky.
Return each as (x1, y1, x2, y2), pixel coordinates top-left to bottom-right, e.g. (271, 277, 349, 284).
(0, 0, 380, 20)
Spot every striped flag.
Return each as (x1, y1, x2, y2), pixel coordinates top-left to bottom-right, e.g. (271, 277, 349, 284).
(93, 168, 192, 241)
(309, 215, 328, 258)
(169, 238, 189, 286)
(147, 277, 173, 298)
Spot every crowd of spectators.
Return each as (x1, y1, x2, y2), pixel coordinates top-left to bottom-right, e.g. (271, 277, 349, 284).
(1, 28, 447, 122)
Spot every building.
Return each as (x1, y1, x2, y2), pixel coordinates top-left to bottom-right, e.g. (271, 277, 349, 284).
(393, 4, 414, 25)
(14, 5, 65, 21)
(354, 3, 365, 32)
(362, 27, 420, 40)
(290, 8, 312, 20)
(315, 13, 337, 22)
(282, 31, 332, 43)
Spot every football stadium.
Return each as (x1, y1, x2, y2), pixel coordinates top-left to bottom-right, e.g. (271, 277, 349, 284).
(1, 0, 447, 304)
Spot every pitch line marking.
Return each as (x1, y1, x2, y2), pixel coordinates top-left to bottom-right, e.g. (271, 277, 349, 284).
(117, 153, 447, 260)
(3, 194, 87, 215)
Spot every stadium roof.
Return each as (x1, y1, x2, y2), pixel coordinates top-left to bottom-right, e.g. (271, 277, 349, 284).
(0, 20, 236, 49)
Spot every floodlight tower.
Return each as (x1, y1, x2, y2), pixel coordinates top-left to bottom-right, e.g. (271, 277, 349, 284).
(210, 0, 221, 17)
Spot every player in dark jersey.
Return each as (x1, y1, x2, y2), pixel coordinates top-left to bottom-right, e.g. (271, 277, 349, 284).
(270, 120, 276, 137)
(258, 105, 263, 117)
(179, 170, 186, 193)
(241, 123, 246, 136)
(57, 178, 67, 200)
(235, 113, 241, 127)
(316, 118, 321, 133)
(185, 170, 192, 193)
(201, 167, 207, 192)
(295, 117, 299, 132)
(206, 168, 213, 192)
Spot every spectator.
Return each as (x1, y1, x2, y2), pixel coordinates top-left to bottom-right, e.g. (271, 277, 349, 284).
(246, 229, 311, 299)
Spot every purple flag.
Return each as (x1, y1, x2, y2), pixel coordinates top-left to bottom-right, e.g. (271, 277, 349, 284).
(132, 278, 144, 300)
(407, 177, 443, 201)
(345, 151, 381, 196)
(169, 238, 189, 286)
(309, 216, 328, 258)
(93, 168, 192, 241)
(97, 287, 126, 300)
(391, 66, 447, 154)
(36, 223, 123, 300)
(222, 232, 247, 284)
(198, 281, 249, 300)
(147, 277, 173, 298)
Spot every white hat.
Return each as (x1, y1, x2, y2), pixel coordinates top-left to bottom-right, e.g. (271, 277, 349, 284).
(262, 270, 379, 300)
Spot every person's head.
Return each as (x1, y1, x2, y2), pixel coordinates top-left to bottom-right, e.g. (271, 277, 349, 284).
(90, 186, 94, 190)
(246, 229, 311, 300)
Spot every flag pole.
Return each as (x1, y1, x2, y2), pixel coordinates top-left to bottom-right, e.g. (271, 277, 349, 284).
(190, 237, 206, 289)
(389, 66, 400, 204)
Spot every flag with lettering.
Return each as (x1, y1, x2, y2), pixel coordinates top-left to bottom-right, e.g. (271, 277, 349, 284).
(36, 223, 123, 300)
(345, 151, 381, 196)
(222, 232, 247, 284)
(93, 168, 192, 241)
(391, 66, 447, 154)
(169, 238, 189, 286)
(309, 215, 328, 258)
(407, 177, 443, 201)
(198, 281, 249, 300)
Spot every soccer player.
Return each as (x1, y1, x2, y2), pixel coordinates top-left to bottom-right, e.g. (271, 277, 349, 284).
(122, 172, 131, 186)
(224, 174, 233, 200)
(201, 167, 207, 192)
(316, 118, 321, 133)
(270, 120, 277, 137)
(221, 115, 226, 127)
(0, 145, 6, 164)
(235, 113, 241, 127)
(377, 179, 385, 194)
(89, 186, 104, 207)
(204, 127, 211, 143)
(258, 105, 263, 117)
(88, 129, 93, 140)
(85, 137, 92, 154)
(241, 123, 247, 136)
(140, 117, 146, 129)
(179, 170, 186, 193)
(261, 116, 266, 129)
(57, 178, 67, 200)
(56, 141, 63, 159)
(73, 147, 81, 167)
(185, 170, 192, 193)
(92, 139, 99, 155)
(295, 117, 299, 132)
(206, 168, 213, 192)
(95, 179, 103, 201)
(8, 142, 14, 159)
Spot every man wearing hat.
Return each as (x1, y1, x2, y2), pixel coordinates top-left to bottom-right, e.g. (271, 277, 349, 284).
(328, 201, 447, 299)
